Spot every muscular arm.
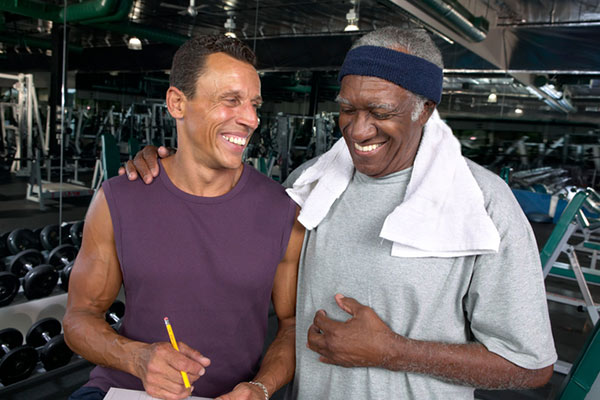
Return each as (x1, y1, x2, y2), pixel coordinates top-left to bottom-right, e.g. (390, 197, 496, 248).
(63, 188, 209, 399)
(251, 210, 304, 395)
(309, 295, 553, 390)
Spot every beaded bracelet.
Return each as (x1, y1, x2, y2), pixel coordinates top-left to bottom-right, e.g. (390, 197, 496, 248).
(249, 380, 269, 400)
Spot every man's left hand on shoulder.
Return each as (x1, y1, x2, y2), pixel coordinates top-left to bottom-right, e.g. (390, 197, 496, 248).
(307, 293, 399, 368)
(215, 382, 267, 400)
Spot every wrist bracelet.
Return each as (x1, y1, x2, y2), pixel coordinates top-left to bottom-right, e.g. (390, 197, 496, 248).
(249, 380, 269, 400)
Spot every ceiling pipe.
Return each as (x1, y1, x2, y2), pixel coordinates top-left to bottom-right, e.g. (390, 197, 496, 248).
(0, 0, 120, 23)
(81, 0, 133, 25)
(415, 0, 489, 42)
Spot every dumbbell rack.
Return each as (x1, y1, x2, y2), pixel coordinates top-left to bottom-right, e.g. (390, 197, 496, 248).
(0, 221, 97, 399)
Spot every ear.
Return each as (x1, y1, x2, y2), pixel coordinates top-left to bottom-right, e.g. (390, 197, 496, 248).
(418, 100, 436, 126)
(166, 87, 186, 119)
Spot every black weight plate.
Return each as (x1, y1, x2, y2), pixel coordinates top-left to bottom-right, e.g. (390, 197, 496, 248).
(23, 265, 58, 300)
(40, 334, 73, 370)
(0, 327, 24, 349)
(40, 225, 60, 251)
(105, 301, 125, 324)
(60, 262, 73, 292)
(0, 232, 9, 258)
(9, 249, 44, 277)
(69, 221, 84, 247)
(26, 317, 62, 348)
(0, 345, 38, 385)
(0, 272, 20, 307)
(7, 228, 41, 254)
(60, 223, 73, 243)
(48, 244, 78, 269)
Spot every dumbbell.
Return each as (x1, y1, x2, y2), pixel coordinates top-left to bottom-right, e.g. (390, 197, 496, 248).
(105, 301, 125, 330)
(47, 244, 78, 270)
(60, 261, 74, 292)
(69, 221, 84, 247)
(4, 249, 58, 300)
(0, 328, 38, 385)
(6, 228, 42, 255)
(26, 318, 73, 371)
(0, 271, 20, 307)
(39, 224, 60, 251)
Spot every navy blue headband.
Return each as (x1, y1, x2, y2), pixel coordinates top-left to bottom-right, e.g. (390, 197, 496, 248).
(338, 46, 443, 104)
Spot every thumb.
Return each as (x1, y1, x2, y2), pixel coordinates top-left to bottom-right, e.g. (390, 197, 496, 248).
(334, 293, 362, 316)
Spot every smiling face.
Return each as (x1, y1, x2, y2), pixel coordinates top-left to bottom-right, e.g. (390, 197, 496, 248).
(337, 75, 433, 178)
(171, 52, 262, 171)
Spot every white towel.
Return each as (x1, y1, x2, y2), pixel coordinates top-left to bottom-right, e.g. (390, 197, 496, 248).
(286, 110, 500, 258)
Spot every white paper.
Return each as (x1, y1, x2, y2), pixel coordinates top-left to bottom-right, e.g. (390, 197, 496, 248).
(103, 387, 212, 400)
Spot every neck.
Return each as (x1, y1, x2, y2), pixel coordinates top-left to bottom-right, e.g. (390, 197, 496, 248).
(161, 151, 244, 197)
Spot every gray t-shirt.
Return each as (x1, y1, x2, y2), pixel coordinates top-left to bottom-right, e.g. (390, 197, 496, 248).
(284, 159, 556, 400)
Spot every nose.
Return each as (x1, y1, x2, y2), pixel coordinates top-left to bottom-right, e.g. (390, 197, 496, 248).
(345, 112, 376, 143)
(237, 102, 259, 130)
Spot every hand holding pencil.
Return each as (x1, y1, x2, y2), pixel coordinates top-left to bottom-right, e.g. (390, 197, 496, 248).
(133, 319, 211, 400)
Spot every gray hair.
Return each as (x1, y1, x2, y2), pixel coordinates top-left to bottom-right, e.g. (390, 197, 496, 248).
(351, 27, 443, 121)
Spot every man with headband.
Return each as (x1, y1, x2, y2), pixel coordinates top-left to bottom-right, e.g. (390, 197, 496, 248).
(124, 27, 556, 398)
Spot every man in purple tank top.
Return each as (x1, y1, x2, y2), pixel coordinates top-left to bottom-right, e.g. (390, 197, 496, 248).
(63, 35, 303, 400)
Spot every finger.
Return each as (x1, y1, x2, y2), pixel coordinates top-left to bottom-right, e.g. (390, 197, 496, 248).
(132, 146, 157, 183)
(123, 160, 139, 181)
(313, 309, 338, 333)
(334, 293, 362, 316)
(158, 145, 175, 158)
(118, 166, 125, 176)
(307, 323, 326, 353)
(178, 341, 211, 369)
(167, 346, 208, 378)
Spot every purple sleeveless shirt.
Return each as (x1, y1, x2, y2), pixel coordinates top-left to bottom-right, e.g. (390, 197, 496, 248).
(86, 161, 296, 398)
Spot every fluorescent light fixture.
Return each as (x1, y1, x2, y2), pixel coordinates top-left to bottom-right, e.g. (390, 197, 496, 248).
(344, 8, 359, 31)
(538, 83, 562, 100)
(127, 36, 142, 50)
(224, 17, 237, 38)
(514, 107, 523, 114)
(487, 93, 497, 103)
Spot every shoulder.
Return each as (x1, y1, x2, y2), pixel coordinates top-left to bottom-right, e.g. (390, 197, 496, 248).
(282, 156, 321, 188)
(465, 159, 518, 209)
(244, 163, 291, 199)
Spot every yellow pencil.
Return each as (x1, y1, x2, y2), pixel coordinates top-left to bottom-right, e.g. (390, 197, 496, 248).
(164, 317, 191, 388)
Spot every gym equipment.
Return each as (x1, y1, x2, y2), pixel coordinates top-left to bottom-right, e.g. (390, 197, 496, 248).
(0, 328, 38, 385)
(0, 232, 9, 258)
(69, 221, 84, 247)
(26, 318, 73, 371)
(0, 272, 20, 307)
(6, 228, 41, 255)
(4, 249, 58, 300)
(556, 319, 600, 399)
(105, 300, 125, 330)
(47, 244, 78, 270)
(60, 261, 73, 292)
(39, 224, 60, 251)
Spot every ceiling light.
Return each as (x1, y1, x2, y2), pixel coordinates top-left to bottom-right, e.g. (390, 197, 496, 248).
(224, 17, 237, 38)
(344, 8, 359, 31)
(127, 36, 142, 50)
(487, 92, 497, 103)
(514, 107, 523, 114)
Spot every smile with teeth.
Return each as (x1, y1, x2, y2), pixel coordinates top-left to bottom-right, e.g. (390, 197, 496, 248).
(223, 135, 247, 146)
(354, 142, 382, 152)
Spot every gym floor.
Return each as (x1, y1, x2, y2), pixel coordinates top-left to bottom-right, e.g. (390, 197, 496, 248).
(0, 173, 598, 400)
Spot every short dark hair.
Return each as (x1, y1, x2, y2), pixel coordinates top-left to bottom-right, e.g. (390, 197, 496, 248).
(169, 35, 257, 99)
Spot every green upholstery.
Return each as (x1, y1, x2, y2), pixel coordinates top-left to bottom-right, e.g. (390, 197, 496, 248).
(128, 137, 141, 159)
(583, 241, 600, 252)
(540, 191, 589, 267)
(556, 320, 600, 399)
(101, 133, 120, 180)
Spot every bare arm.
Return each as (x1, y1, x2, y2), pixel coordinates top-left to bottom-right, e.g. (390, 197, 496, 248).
(63, 188, 209, 400)
(217, 209, 305, 400)
(308, 294, 553, 390)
